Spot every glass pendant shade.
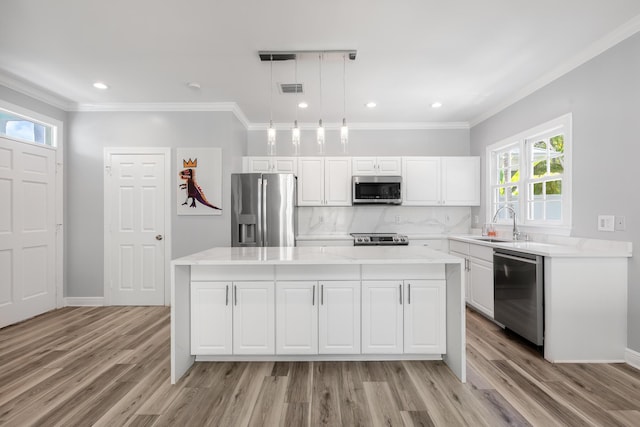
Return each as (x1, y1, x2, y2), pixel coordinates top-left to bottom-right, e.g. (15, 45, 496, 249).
(340, 118, 348, 153)
(292, 120, 300, 155)
(316, 119, 325, 154)
(267, 120, 276, 155)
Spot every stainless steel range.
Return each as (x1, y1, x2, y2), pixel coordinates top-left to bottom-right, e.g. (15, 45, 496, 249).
(351, 233, 409, 246)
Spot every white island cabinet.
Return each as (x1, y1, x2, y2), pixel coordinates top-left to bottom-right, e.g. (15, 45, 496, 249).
(171, 246, 466, 384)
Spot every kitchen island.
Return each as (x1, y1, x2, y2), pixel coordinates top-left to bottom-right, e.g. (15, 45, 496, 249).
(171, 246, 465, 384)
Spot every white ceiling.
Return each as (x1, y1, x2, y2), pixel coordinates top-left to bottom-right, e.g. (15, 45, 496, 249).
(1, 0, 640, 127)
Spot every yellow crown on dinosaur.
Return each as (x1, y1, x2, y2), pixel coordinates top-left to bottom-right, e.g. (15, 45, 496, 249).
(183, 158, 197, 168)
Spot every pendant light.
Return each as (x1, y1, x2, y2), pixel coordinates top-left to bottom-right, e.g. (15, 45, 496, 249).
(291, 57, 300, 155)
(267, 55, 276, 155)
(340, 53, 349, 153)
(316, 53, 325, 154)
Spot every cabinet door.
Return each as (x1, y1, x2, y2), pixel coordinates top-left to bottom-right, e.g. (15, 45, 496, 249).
(469, 257, 494, 318)
(297, 157, 324, 206)
(273, 157, 298, 175)
(362, 281, 403, 354)
(441, 157, 480, 206)
(276, 281, 318, 354)
(324, 157, 352, 206)
(319, 281, 360, 354)
(233, 281, 275, 354)
(191, 282, 232, 355)
(376, 157, 402, 175)
(404, 280, 446, 354)
(246, 157, 273, 173)
(352, 157, 377, 175)
(402, 157, 441, 205)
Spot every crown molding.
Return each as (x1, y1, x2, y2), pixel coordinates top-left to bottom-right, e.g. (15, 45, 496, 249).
(74, 102, 251, 128)
(470, 14, 640, 127)
(248, 121, 470, 131)
(0, 71, 74, 111)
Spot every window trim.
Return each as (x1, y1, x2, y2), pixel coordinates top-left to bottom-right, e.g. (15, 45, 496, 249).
(485, 113, 572, 233)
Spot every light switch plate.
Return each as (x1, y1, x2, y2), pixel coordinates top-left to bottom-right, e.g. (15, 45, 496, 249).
(598, 215, 615, 232)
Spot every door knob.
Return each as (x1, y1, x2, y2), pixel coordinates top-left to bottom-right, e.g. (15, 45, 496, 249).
(155, 235, 163, 241)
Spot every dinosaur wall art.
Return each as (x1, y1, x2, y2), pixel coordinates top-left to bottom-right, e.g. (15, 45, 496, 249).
(176, 148, 222, 216)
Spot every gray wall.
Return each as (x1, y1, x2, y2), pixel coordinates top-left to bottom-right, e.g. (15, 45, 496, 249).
(248, 128, 470, 156)
(470, 33, 640, 352)
(67, 111, 246, 297)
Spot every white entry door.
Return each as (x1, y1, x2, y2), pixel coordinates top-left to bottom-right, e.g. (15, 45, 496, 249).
(105, 150, 169, 305)
(0, 136, 57, 328)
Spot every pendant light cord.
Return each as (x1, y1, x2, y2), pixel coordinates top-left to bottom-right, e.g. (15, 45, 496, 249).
(319, 53, 323, 122)
(269, 55, 273, 124)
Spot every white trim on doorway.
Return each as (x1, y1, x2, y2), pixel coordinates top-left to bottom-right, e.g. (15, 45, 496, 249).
(103, 147, 172, 306)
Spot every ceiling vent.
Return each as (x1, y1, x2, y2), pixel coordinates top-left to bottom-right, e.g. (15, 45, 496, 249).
(280, 83, 303, 94)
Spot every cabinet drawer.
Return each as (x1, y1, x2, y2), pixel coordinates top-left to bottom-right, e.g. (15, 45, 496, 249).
(469, 244, 493, 262)
(449, 240, 469, 255)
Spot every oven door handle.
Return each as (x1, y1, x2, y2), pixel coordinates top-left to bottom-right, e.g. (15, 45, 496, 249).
(494, 252, 539, 264)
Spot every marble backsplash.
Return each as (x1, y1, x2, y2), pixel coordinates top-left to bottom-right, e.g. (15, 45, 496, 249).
(297, 206, 471, 236)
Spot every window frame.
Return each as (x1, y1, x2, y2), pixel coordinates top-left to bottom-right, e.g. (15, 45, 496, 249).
(0, 103, 58, 148)
(486, 114, 572, 232)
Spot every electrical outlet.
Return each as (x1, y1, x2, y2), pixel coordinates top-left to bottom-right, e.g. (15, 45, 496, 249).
(474, 215, 479, 225)
(395, 215, 401, 224)
(598, 215, 615, 232)
(615, 216, 626, 231)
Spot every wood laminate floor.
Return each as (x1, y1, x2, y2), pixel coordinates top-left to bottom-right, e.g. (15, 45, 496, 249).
(1, 306, 639, 426)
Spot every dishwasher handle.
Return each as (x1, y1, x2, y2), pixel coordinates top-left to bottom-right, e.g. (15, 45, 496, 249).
(494, 251, 540, 265)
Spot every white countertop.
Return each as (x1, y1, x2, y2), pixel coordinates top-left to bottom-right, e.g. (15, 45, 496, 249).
(449, 235, 632, 258)
(173, 245, 464, 266)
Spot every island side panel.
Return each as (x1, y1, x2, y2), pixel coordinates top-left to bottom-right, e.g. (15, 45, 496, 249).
(444, 262, 466, 382)
(171, 264, 194, 384)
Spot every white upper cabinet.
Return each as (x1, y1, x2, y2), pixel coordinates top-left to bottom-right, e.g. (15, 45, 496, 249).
(402, 156, 480, 206)
(402, 157, 441, 205)
(244, 157, 298, 175)
(297, 157, 351, 206)
(441, 157, 480, 206)
(352, 157, 402, 175)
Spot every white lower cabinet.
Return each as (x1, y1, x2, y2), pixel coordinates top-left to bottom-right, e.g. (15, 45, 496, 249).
(192, 275, 446, 357)
(362, 281, 404, 354)
(232, 281, 275, 355)
(468, 245, 494, 318)
(276, 281, 318, 354)
(362, 280, 446, 354)
(404, 280, 446, 354)
(191, 281, 232, 355)
(318, 281, 360, 354)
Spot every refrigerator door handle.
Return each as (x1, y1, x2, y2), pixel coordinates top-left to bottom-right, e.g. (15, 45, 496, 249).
(262, 178, 268, 246)
(256, 177, 263, 246)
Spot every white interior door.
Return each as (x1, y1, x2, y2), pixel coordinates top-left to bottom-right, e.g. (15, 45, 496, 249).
(0, 137, 57, 328)
(105, 151, 168, 305)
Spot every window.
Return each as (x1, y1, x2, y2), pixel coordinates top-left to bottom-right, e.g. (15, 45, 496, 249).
(487, 114, 571, 230)
(0, 109, 55, 146)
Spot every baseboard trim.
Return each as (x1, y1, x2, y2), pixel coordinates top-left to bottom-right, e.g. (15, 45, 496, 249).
(626, 348, 640, 370)
(64, 297, 105, 307)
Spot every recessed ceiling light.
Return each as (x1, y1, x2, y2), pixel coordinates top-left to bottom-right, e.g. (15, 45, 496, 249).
(431, 102, 443, 108)
(366, 101, 377, 108)
(298, 102, 308, 109)
(93, 82, 108, 90)
(187, 82, 201, 89)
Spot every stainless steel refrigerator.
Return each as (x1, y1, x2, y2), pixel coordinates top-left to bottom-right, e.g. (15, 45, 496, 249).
(231, 173, 297, 247)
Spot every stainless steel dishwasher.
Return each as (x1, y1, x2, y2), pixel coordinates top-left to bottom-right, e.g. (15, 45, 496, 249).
(493, 248, 544, 346)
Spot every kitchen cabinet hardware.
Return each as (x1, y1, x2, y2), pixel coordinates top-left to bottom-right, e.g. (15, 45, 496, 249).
(312, 285, 316, 305)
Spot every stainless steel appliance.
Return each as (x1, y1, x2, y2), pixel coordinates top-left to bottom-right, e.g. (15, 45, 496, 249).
(231, 173, 297, 247)
(493, 248, 544, 346)
(351, 232, 409, 246)
(352, 176, 402, 205)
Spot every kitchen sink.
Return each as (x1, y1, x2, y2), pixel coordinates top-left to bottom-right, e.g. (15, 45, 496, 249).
(471, 237, 511, 243)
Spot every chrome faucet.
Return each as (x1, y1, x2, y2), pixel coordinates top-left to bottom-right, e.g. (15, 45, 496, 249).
(491, 205, 522, 241)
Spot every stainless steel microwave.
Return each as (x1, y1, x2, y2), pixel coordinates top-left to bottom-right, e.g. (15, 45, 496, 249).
(352, 175, 402, 204)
